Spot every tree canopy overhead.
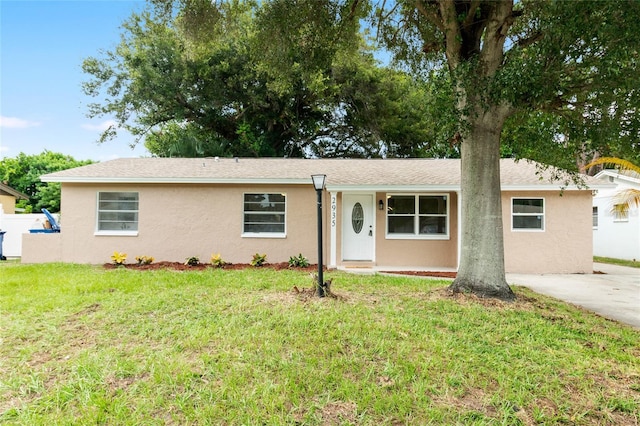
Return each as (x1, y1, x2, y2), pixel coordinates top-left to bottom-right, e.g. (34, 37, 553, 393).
(82, 0, 441, 158)
(377, 0, 640, 164)
(0, 152, 93, 213)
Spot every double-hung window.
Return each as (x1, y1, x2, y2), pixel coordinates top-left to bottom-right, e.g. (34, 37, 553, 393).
(97, 192, 139, 234)
(512, 198, 544, 231)
(243, 193, 286, 237)
(613, 204, 629, 222)
(386, 194, 448, 239)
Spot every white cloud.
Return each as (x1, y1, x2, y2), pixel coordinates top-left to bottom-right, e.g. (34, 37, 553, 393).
(0, 116, 41, 128)
(82, 120, 118, 132)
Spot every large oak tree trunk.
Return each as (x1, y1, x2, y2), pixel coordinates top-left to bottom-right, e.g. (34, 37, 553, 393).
(449, 110, 516, 301)
(416, 0, 518, 300)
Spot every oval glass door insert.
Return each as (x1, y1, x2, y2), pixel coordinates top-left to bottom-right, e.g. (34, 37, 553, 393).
(352, 202, 364, 234)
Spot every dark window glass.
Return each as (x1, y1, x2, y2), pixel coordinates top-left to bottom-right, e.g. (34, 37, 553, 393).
(243, 193, 286, 233)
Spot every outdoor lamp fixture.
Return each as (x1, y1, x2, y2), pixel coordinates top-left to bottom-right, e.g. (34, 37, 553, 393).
(378, 199, 384, 210)
(311, 174, 327, 297)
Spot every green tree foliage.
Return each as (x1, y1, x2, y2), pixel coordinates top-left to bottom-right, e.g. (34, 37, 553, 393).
(370, 0, 640, 299)
(0, 151, 93, 213)
(82, 0, 437, 158)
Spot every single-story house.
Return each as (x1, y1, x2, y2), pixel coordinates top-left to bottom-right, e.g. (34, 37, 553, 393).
(23, 157, 602, 273)
(0, 182, 29, 214)
(592, 169, 640, 261)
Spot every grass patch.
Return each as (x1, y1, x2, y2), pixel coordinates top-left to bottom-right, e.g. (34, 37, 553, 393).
(594, 256, 640, 269)
(1, 263, 639, 425)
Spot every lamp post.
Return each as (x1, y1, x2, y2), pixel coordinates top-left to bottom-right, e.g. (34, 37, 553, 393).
(311, 174, 326, 297)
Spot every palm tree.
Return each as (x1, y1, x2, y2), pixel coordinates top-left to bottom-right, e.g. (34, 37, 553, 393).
(585, 157, 640, 216)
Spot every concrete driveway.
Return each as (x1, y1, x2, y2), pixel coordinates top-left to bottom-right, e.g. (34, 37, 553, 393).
(507, 263, 640, 329)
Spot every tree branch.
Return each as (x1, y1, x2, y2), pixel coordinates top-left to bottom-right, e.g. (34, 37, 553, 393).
(415, 0, 444, 33)
(348, 0, 361, 20)
(478, 1, 513, 76)
(516, 30, 543, 49)
(462, 0, 481, 28)
(436, 1, 462, 70)
(175, 92, 204, 119)
(375, 0, 401, 40)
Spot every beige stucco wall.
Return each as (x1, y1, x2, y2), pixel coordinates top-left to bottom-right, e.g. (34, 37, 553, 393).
(21, 183, 593, 274)
(502, 190, 593, 273)
(0, 195, 16, 214)
(21, 183, 324, 265)
(374, 191, 458, 268)
(22, 233, 63, 262)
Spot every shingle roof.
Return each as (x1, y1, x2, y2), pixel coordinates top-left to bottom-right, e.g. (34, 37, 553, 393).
(0, 182, 29, 200)
(41, 157, 603, 190)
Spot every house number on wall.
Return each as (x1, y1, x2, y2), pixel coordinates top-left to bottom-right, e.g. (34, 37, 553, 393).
(331, 194, 337, 227)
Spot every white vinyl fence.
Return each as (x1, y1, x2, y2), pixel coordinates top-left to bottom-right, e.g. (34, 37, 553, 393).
(0, 206, 59, 258)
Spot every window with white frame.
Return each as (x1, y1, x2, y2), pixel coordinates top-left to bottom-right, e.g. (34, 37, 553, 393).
(243, 193, 286, 235)
(613, 204, 629, 222)
(512, 198, 544, 231)
(593, 206, 598, 228)
(97, 192, 139, 232)
(386, 194, 448, 238)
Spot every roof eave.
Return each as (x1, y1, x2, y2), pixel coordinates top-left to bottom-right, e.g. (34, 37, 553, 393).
(0, 183, 29, 200)
(327, 185, 459, 192)
(501, 184, 609, 191)
(593, 170, 640, 185)
(43, 176, 605, 192)
(42, 177, 313, 185)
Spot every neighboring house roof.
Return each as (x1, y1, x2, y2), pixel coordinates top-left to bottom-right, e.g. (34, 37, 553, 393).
(41, 157, 604, 191)
(0, 182, 29, 200)
(594, 169, 640, 188)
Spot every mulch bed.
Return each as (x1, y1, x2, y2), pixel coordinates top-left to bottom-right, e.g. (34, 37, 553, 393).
(381, 271, 457, 278)
(103, 261, 320, 273)
(103, 261, 458, 278)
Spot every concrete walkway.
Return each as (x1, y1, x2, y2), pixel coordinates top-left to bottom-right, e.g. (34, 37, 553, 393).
(507, 263, 640, 329)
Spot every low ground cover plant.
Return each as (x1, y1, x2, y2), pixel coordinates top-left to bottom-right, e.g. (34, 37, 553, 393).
(250, 252, 267, 267)
(288, 253, 309, 268)
(1, 263, 639, 425)
(210, 253, 226, 268)
(134, 255, 154, 265)
(110, 251, 127, 265)
(184, 256, 200, 266)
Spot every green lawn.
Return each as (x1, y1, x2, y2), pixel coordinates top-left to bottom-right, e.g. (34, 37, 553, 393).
(594, 256, 640, 269)
(1, 263, 639, 425)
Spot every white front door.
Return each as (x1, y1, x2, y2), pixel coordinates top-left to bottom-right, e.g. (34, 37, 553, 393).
(342, 194, 374, 261)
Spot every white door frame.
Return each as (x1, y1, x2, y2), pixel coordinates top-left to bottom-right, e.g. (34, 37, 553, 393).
(341, 192, 376, 262)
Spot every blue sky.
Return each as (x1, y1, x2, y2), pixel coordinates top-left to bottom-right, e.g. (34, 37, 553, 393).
(1, 0, 150, 162)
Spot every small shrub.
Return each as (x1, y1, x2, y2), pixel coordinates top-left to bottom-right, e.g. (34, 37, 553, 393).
(185, 256, 200, 266)
(111, 251, 127, 265)
(135, 255, 154, 265)
(250, 253, 267, 267)
(288, 253, 309, 268)
(210, 253, 226, 268)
